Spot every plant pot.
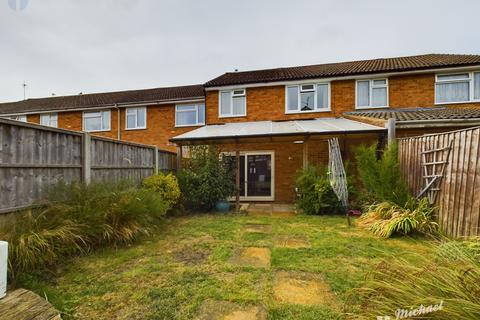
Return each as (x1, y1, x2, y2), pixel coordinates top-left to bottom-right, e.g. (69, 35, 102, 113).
(215, 200, 230, 213)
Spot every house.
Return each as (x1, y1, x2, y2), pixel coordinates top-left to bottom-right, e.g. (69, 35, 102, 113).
(0, 85, 205, 152)
(2, 53, 480, 203)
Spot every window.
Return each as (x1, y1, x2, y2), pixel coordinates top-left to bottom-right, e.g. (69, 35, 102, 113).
(125, 107, 146, 130)
(356, 79, 388, 108)
(6, 115, 27, 122)
(285, 83, 330, 113)
(83, 110, 111, 132)
(175, 103, 205, 127)
(435, 72, 480, 104)
(219, 89, 246, 117)
(40, 113, 58, 128)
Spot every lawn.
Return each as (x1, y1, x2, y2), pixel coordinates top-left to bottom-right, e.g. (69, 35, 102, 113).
(19, 213, 431, 320)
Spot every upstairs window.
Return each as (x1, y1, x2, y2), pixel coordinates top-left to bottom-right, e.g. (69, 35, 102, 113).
(175, 103, 205, 127)
(356, 79, 388, 108)
(40, 113, 58, 128)
(7, 115, 27, 122)
(83, 110, 111, 132)
(126, 107, 146, 130)
(436, 72, 480, 104)
(219, 89, 246, 117)
(286, 83, 330, 113)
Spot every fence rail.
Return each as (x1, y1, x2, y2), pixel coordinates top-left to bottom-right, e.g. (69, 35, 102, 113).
(398, 126, 480, 238)
(0, 118, 176, 214)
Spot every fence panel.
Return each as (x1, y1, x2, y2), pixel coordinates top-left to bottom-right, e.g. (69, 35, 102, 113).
(398, 126, 480, 237)
(0, 118, 176, 214)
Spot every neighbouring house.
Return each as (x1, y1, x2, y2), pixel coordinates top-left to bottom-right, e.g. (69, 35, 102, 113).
(2, 53, 480, 203)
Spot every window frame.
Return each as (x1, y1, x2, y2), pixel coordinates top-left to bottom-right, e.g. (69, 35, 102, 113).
(82, 110, 111, 132)
(355, 78, 389, 109)
(284, 82, 331, 114)
(7, 115, 27, 122)
(218, 89, 247, 118)
(40, 113, 58, 128)
(435, 71, 480, 105)
(125, 107, 147, 130)
(175, 103, 205, 127)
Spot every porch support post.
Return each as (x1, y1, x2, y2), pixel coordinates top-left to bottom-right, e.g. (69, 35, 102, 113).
(302, 136, 309, 169)
(176, 144, 183, 170)
(235, 142, 240, 212)
(386, 118, 396, 146)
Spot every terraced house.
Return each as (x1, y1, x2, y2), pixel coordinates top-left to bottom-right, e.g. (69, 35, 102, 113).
(3, 53, 480, 203)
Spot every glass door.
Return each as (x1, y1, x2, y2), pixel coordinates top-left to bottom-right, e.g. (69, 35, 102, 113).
(246, 154, 272, 198)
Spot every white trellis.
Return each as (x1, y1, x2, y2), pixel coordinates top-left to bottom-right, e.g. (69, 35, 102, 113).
(328, 138, 349, 209)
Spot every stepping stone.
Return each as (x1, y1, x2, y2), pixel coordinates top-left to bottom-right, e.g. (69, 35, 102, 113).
(172, 247, 210, 265)
(244, 223, 272, 233)
(273, 235, 310, 248)
(229, 247, 271, 268)
(195, 300, 266, 320)
(271, 211, 296, 217)
(272, 271, 338, 307)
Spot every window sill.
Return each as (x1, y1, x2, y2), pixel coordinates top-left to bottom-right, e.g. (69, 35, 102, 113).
(355, 105, 389, 110)
(434, 100, 480, 105)
(125, 127, 147, 131)
(218, 114, 247, 119)
(84, 129, 111, 133)
(285, 109, 331, 115)
(175, 123, 205, 128)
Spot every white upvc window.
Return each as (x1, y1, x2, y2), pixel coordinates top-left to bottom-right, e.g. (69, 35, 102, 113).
(356, 79, 389, 109)
(219, 89, 246, 117)
(7, 115, 27, 122)
(435, 72, 480, 104)
(175, 103, 205, 127)
(83, 110, 111, 132)
(40, 113, 58, 128)
(125, 107, 146, 130)
(286, 83, 330, 113)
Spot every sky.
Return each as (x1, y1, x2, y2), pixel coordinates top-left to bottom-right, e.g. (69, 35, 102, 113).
(1, 0, 479, 102)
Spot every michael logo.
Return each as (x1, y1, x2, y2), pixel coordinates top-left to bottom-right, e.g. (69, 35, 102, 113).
(8, 0, 29, 11)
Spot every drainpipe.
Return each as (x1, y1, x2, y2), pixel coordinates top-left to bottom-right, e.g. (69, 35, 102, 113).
(113, 104, 121, 140)
(386, 118, 396, 145)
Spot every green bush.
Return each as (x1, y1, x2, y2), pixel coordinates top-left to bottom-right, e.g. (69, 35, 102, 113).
(177, 146, 235, 212)
(357, 197, 438, 238)
(142, 172, 181, 209)
(0, 180, 168, 279)
(345, 238, 480, 319)
(355, 143, 410, 206)
(295, 166, 343, 215)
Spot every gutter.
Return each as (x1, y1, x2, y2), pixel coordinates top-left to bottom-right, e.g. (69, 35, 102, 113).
(396, 118, 480, 129)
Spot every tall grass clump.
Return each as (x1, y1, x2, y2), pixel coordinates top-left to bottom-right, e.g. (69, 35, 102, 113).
(0, 179, 171, 280)
(357, 197, 438, 238)
(345, 238, 480, 319)
(355, 142, 409, 206)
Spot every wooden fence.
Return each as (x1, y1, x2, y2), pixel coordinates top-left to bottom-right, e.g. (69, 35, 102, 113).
(0, 118, 176, 214)
(398, 126, 480, 237)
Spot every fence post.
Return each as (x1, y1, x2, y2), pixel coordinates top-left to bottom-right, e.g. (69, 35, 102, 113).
(82, 132, 92, 184)
(0, 241, 7, 299)
(154, 146, 159, 174)
(386, 118, 396, 145)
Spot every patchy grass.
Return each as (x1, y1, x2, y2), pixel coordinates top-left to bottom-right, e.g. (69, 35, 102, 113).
(18, 214, 431, 319)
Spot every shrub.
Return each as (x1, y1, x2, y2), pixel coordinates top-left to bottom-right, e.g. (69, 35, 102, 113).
(177, 146, 235, 212)
(142, 172, 181, 209)
(0, 180, 168, 279)
(357, 197, 438, 238)
(355, 143, 410, 206)
(345, 238, 480, 319)
(295, 166, 343, 215)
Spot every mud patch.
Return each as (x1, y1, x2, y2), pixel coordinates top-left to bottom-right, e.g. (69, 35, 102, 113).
(244, 224, 272, 233)
(273, 271, 338, 307)
(273, 235, 310, 248)
(229, 247, 271, 268)
(195, 300, 267, 320)
(172, 247, 210, 265)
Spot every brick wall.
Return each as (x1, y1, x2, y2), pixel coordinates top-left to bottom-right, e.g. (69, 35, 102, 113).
(24, 104, 201, 152)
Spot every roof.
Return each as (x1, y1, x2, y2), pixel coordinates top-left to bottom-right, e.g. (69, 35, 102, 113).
(344, 107, 480, 122)
(171, 118, 385, 142)
(204, 54, 480, 87)
(0, 84, 205, 115)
